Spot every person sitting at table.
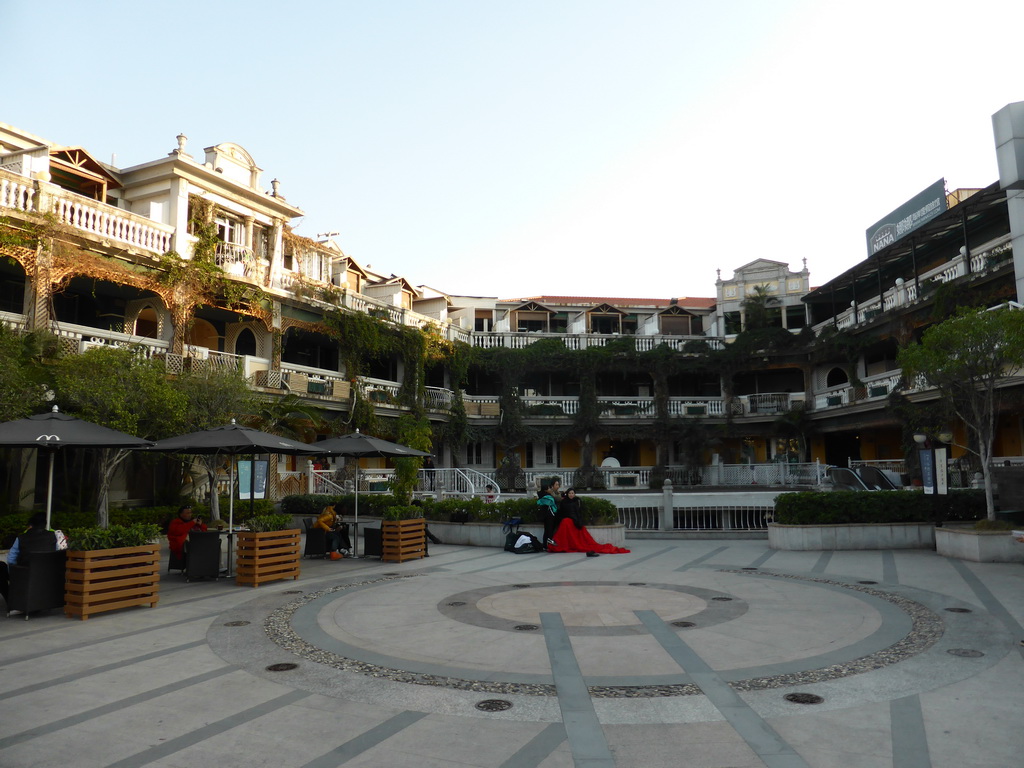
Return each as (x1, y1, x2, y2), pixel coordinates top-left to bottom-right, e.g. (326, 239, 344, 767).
(0, 512, 58, 611)
(167, 505, 207, 563)
(314, 505, 351, 557)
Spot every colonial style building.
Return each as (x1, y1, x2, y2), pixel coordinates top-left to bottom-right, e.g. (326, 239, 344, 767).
(2, 100, 1024, 508)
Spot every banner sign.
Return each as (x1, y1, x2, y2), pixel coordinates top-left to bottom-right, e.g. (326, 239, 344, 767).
(237, 460, 268, 500)
(919, 448, 935, 495)
(866, 179, 947, 255)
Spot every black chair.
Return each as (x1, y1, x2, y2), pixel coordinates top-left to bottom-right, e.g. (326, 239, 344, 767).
(363, 525, 383, 559)
(7, 550, 67, 619)
(303, 517, 328, 559)
(185, 531, 221, 581)
(168, 547, 187, 574)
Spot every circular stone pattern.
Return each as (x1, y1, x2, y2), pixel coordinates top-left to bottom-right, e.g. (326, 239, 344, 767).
(204, 569, 1010, 706)
(438, 581, 747, 636)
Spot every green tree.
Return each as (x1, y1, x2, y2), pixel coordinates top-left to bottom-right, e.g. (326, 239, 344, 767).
(741, 284, 778, 331)
(0, 326, 56, 512)
(173, 367, 257, 520)
(0, 325, 54, 421)
(897, 305, 1024, 520)
(52, 346, 187, 526)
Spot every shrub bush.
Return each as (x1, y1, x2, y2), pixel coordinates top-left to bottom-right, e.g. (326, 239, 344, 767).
(64, 523, 162, 551)
(773, 489, 985, 525)
(276, 493, 621, 525)
(243, 514, 295, 532)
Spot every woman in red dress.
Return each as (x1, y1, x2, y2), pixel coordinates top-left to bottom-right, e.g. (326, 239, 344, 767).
(547, 489, 630, 555)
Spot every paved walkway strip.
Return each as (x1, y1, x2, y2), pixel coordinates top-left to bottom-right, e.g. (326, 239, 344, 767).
(636, 609, 813, 768)
(674, 546, 730, 571)
(890, 695, 932, 768)
(0, 667, 235, 751)
(105, 689, 311, 768)
(540, 612, 616, 767)
(297, 711, 429, 768)
(497, 723, 568, 768)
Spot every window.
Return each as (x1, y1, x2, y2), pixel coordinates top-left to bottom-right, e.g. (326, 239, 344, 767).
(466, 442, 483, 465)
(215, 216, 243, 245)
(544, 442, 555, 464)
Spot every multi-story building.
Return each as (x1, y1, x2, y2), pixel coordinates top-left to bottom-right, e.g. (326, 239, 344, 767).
(2, 100, 1023, 509)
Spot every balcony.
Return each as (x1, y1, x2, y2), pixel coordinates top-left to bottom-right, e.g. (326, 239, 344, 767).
(816, 234, 1012, 332)
(472, 331, 723, 351)
(0, 167, 176, 256)
(215, 242, 266, 283)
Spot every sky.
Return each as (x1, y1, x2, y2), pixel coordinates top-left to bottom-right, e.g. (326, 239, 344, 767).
(4, 1, 1024, 301)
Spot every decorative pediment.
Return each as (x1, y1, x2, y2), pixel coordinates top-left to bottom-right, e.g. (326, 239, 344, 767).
(49, 147, 120, 199)
(513, 301, 553, 313)
(660, 305, 693, 317)
(588, 303, 624, 315)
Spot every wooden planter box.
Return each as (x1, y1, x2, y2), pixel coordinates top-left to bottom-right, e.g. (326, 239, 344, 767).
(64, 544, 161, 620)
(382, 518, 426, 563)
(235, 529, 301, 587)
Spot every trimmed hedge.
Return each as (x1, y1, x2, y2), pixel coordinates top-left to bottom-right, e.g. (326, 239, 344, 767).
(773, 489, 985, 525)
(280, 493, 620, 526)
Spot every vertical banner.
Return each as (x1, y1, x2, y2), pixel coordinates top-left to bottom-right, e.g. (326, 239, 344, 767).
(237, 460, 268, 499)
(919, 448, 935, 495)
(934, 447, 948, 495)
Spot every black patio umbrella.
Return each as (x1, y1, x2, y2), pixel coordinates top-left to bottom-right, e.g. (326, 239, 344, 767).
(310, 430, 431, 556)
(148, 419, 324, 534)
(0, 406, 155, 528)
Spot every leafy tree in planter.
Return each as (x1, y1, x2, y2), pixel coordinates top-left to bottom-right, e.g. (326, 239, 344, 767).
(897, 305, 1024, 520)
(172, 366, 256, 521)
(52, 346, 187, 526)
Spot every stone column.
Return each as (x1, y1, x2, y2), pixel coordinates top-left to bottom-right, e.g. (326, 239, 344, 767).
(661, 478, 674, 532)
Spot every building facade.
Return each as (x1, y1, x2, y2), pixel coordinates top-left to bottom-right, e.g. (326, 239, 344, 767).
(2, 101, 1024, 507)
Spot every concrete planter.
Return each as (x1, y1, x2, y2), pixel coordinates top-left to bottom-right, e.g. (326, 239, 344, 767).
(768, 522, 935, 551)
(426, 521, 627, 549)
(935, 526, 1024, 563)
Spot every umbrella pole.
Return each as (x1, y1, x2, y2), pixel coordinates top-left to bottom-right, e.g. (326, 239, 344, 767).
(45, 451, 55, 530)
(353, 461, 360, 557)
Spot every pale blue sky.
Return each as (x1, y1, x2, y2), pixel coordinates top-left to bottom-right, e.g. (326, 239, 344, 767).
(5, 1, 1023, 300)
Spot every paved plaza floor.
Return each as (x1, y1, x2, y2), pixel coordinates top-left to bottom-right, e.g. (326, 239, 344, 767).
(2, 537, 1023, 767)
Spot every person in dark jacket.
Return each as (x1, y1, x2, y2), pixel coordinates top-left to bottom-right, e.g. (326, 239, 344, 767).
(558, 487, 584, 529)
(1, 512, 58, 608)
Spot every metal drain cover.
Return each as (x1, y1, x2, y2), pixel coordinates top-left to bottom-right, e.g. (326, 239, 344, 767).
(628, 582, 647, 586)
(711, 597, 733, 602)
(283, 590, 303, 594)
(512, 584, 531, 589)
(784, 693, 824, 705)
(266, 663, 298, 672)
(476, 699, 513, 712)
(947, 648, 984, 658)
(945, 607, 973, 613)
(223, 620, 250, 627)
(447, 601, 467, 607)
(515, 624, 540, 631)
(858, 580, 878, 585)
(671, 621, 696, 628)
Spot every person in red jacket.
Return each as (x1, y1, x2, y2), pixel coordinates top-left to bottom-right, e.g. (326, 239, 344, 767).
(167, 505, 207, 561)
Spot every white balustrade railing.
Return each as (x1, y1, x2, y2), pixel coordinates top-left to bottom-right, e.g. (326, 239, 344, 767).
(667, 398, 726, 417)
(425, 387, 453, 409)
(0, 168, 35, 212)
(356, 376, 401, 404)
(49, 320, 170, 358)
(52, 191, 174, 254)
(597, 397, 655, 417)
(473, 331, 724, 352)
